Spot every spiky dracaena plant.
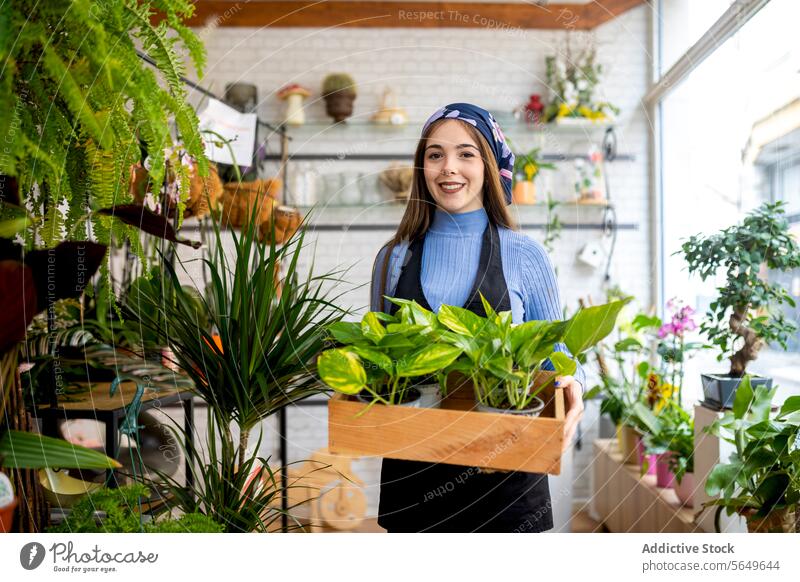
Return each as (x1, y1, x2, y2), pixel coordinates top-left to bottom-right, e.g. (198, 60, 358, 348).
(0, 0, 207, 256)
(126, 208, 350, 467)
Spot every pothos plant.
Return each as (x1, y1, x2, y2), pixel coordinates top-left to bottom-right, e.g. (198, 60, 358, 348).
(317, 298, 463, 407)
(436, 295, 630, 410)
(678, 201, 800, 377)
(320, 294, 631, 412)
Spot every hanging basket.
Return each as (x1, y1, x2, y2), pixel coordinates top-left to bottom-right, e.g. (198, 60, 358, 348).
(219, 178, 282, 230)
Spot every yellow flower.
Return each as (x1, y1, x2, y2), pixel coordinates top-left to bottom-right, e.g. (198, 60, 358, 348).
(524, 162, 538, 181)
(557, 103, 574, 118)
(647, 373, 676, 412)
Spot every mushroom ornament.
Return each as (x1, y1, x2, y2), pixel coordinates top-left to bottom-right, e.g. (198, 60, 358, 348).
(277, 83, 311, 126)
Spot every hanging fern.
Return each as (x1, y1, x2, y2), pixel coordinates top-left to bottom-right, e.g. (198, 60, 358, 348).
(0, 0, 207, 256)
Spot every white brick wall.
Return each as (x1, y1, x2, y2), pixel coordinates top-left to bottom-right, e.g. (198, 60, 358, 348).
(177, 5, 651, 522)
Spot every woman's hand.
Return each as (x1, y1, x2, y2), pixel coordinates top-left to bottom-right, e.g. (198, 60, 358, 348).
(555, 375, 584, 453)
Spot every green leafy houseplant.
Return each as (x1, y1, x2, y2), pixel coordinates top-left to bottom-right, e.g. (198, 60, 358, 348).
(585, 303, 662, 424)
(512, 147, 556, 184)
(641, 401, 694, 483)
(679, 202, 800, 379)
(317, 298, 463, 407)
(320, 294, 630, 414)
(443, 295, 631, 412)
(126, 210, 348, 530)
(704, 376, 800, 533)
(322, 73, 357, 97)
(0, 0, 208, 256)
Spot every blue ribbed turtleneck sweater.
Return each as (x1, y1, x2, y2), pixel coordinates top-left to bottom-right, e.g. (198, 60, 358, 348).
(370, 206, 586, 390)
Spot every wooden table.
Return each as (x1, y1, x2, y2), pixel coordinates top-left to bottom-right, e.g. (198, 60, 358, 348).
(33, 380, 195, 489)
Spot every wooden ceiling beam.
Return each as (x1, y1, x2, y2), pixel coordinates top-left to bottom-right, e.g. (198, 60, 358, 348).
(183, 1, 645, 30)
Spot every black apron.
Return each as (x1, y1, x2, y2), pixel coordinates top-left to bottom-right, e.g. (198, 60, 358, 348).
(377, 221, 553, 533)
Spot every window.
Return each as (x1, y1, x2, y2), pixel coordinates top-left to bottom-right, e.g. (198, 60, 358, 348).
(655, 0, 800, 401)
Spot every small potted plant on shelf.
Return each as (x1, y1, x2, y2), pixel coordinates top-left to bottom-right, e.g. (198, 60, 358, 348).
(317, 299, 463, 410)
(641, 401, 693, 490)
(511, 147, 555, 205)
(543, 41, 619, 125)
(585, 293, 664, 462)
(322, 73, 357, 123)
(704, 376, 800, 533)
(678, 201, 800, 409)
(667, 413, 695, 507)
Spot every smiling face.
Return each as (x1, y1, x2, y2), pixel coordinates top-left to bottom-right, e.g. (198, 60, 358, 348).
(423, 120, 486, 214)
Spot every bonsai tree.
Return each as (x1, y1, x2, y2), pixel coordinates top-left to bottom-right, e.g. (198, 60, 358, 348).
(679, 201, 800, 377)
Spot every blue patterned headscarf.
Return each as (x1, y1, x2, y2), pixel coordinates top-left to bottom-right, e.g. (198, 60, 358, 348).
(422, 103, 515, 205)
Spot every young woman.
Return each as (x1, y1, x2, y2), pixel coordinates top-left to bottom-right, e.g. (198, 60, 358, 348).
(370, 103, 585, 533)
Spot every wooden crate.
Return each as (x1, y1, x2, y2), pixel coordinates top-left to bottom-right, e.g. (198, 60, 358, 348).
(328, 374, 565, 474)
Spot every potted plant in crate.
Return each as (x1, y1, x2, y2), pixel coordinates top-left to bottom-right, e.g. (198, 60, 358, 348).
(436, 295, 630, 415)
(704, 376, 800, 533)
(317, 298, 462, 410)
(678, 202, 800, 408)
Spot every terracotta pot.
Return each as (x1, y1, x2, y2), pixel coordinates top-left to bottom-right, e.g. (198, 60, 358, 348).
(512, 180, 536, 205)
(616, 424, 638, 465)
(636, 436, 657, 476)
(672, 471, 694, 507)
(220, 179, 282, 229)
(259, 205, 302, 245)
(742, 507, 796, 533)
(0, 497, 17, 532)
(655, 452, 675, 488)
(185, 164, 224, 219)
(324, 92, 356, 122)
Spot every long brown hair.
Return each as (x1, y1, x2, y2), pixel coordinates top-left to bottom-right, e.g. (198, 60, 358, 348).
(376, 118, 518, 306)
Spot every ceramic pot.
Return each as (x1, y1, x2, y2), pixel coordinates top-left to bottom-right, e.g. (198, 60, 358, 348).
(357, 388, 421, 408)
(701, 373, 772, 409)
(672, 472, 695, 507)
(476, 396, 545, 417)
(0, 497, 17, 533)
(616, 424, 638, 465)
(655, 452, 675, 488)
(414, 383, 442, 409)
(324, 92, 356, 123)
(512, 181, 536, 205)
